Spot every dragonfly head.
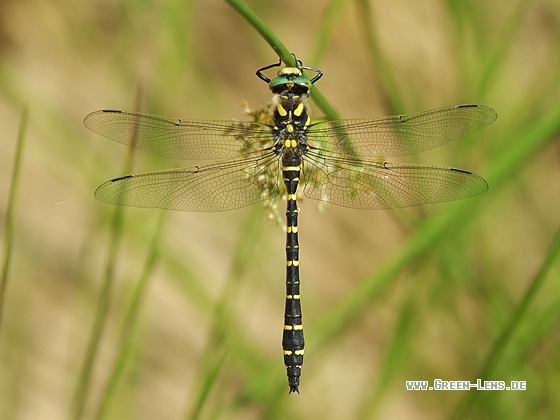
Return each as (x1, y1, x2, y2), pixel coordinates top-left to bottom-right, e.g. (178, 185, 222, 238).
(256, 54, 323, 94)
(269, 66, 313, 95)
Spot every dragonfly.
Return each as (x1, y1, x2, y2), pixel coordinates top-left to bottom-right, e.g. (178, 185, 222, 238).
(84, 55, 497, 393)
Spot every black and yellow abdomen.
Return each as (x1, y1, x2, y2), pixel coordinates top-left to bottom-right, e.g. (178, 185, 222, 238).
(282, 164, 304, 393)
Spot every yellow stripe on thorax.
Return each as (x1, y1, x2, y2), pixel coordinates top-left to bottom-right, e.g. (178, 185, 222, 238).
(277, 104, 288, 116)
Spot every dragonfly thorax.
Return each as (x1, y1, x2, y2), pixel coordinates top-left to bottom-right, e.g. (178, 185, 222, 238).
(272, 93, 311, 163)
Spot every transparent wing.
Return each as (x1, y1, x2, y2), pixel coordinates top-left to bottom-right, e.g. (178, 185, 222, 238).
(302, 152, 488, 210)
(94, 154, 280, 212)
(307, 104, 497, 158)
(84, 110, 273, 160)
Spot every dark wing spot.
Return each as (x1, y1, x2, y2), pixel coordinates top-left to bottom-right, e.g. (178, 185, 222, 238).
(109, 174, 134, 182)
(450, 168, 472, 174)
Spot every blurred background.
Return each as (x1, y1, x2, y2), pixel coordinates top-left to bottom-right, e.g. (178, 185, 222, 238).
(0, 0, 559, 419)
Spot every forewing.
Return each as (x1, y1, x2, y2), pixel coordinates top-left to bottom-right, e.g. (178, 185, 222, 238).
(302, 153, 488, 210)
(94, 155, 280, 212)
(307, 104, 497, 158)
(84, 110, 273, 160)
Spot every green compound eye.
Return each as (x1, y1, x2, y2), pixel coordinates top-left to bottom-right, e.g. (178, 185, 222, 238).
(291, 76, 312, 91)
(269, 75, 312, 94)
(269, 76, 289, 90)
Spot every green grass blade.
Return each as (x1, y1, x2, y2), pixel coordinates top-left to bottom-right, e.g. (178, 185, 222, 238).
(355, 0, 406, 114)
(354, 286, 419, 420)
(184, 204, 265, 420)
(476, 0, 531, 97)
(0, 106, 28, 339)
(450, 229, 560, 420)
(309, 0, 348, 66)
(71, 86, 144, 420)
(185, 348, 228, 420)
(94, 212, 168, 420)
(71, 187, 126, 420)
(223, 0, 291, 63)
(224, 0, 341, 121)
